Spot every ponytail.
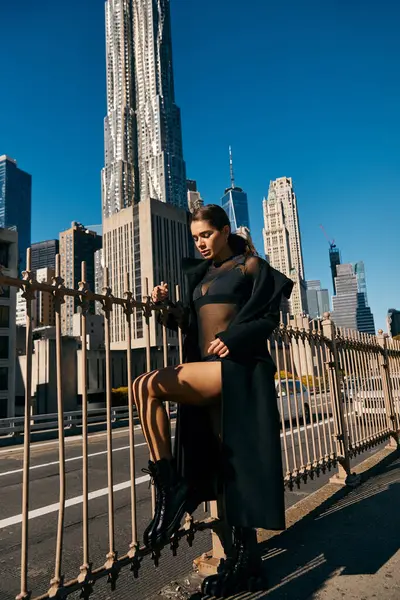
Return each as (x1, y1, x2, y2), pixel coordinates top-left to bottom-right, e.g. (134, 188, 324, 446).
(228, 232, 257, 257)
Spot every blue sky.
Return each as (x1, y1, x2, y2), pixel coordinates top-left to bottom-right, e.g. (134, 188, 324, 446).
(1, 0, 399, 330)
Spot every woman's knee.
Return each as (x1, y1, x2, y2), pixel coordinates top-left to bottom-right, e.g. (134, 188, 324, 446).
(132, 373, 148, 404)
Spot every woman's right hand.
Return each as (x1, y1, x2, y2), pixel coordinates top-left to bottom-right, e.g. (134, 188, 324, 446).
(151, 281, 169, 303)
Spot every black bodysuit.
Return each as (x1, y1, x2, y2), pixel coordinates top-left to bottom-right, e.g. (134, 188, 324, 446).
(193, 254, 254, 359)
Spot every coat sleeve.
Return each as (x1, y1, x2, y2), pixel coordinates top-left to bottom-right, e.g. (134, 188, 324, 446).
(156, 301, 190, 334)
(215, 258, 293, 357)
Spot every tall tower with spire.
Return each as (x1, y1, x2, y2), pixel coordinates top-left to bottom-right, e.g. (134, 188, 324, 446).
(221, 147, 250, 233)
(101, 0, 191, 349)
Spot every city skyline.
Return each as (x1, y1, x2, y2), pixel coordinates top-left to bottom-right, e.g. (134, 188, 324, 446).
(1, 0, 399, 330)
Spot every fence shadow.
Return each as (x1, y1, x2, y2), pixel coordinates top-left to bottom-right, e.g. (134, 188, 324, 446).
(259, 454, 400, 598)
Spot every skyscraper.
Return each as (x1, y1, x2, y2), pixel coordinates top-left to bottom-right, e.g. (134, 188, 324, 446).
(263, 177, 307, 316)
(356, 292, 375, 335)
(59, 223, 102, 336)
(306, 280, 330, 319)
(329, 245, 341, 294)
(354, 260, 368, 306)
(102, 0, 191, 348)
(102, 0, 186, 215)
(187, 180, 204, 214)
(31, 239, 59, 272)
(0, 155, 32, 272)
(332, 264, 358, 330)
(387, 309, 400, 338)
(221, 147, 250, 233)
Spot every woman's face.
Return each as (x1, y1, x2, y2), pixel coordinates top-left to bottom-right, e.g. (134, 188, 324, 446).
(190, 220, 230, 260)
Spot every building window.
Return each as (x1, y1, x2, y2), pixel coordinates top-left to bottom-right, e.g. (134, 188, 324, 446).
(0, 367, 8, 390)
(0, 306, 9, 328)
(0, 337, 8, 359)
(0, 398, 6, 418)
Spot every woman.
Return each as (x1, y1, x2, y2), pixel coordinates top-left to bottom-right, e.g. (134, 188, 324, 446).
(132, 204, 293, 597)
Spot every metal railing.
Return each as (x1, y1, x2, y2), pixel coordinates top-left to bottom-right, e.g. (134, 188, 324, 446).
(0, 405, 164, 437)
(1, 253, 399, 600)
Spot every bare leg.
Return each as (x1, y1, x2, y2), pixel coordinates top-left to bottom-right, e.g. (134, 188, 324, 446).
(132, 362, 222, 462)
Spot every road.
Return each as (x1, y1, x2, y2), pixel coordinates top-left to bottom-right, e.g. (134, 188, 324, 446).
(0, 418, 385, 600)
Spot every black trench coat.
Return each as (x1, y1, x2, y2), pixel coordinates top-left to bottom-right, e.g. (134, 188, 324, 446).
(166, 256, 293, 530)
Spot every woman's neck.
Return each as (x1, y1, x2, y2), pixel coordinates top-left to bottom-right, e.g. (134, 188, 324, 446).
(212, 245, 235, 265)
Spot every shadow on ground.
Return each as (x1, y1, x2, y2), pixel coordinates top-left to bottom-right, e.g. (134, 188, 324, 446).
(253, 453, 400, 598)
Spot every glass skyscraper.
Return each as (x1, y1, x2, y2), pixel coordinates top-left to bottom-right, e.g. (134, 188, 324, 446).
(221, 147, 250, 232)
(0, 155, 32, 273)
(329, 245, 341, 294)
(222, 187, 250, 233)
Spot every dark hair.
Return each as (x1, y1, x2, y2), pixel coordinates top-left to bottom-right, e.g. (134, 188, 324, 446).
(191, 204, 257, 257)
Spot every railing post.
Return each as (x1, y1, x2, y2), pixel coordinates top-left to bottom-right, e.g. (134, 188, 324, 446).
(377, 330, 399, 448)
(322, 314, 357, 486)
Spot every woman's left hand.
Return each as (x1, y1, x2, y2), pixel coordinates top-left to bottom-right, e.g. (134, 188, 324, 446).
(208, 338, 230, 358)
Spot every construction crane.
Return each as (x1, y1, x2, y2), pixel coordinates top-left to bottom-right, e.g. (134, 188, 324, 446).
(319, 224, 336, 250)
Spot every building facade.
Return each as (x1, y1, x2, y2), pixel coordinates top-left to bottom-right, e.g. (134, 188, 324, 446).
(387, 309, 400, 338)
(332, 264, 358, 330)
(306, 280, 330, 319)
(187, 180, 203, 214)
(0, 228, 18, 417)
(329, 245, 341, 294)
(354, 260, 368, 306)
(356, 292, 375, 335)
(59, 223, 102, 336)
(0, 155, 32, 273)
(102, 0, 186, 215)
(263, 177, 307, 316)
(31, 239, 59, 272)
(102, 0, 192, 349)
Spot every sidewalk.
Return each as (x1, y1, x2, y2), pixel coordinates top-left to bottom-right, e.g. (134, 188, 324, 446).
(259, 448, 400, 599)
(154, 446, 400, 600)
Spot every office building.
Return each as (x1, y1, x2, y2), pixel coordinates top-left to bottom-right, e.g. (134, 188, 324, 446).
(31, 239, 59, 272)
(356, 293, 375, 335)
(102, 0, 186, 214)
(0, 228, 18, 417)
(387, 309, 400, 338)
(102, 0, 191, 349)
(0, 155, 32, 272)
(16, 267, 56, 329)
(59, 222, 102, 336)
(317, 289, 330, 317)
(354, 260, 368, 306)
(221, 147, 250, 233)
(332, 264, 358, 330)
(187, 180, 203, 214)
(103, 197, 190, 350)
(306, 281, 320, 319)
(263, 177, 307, 316)
(306, 280, 330, 319)
(329, 245, 341, 294)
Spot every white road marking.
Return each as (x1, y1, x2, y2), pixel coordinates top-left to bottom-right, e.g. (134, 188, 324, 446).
(0, 474, 151, 530)
(0, 443, 144, 477)
(0, 435, 176, 478)
(0, 424, 145, 455)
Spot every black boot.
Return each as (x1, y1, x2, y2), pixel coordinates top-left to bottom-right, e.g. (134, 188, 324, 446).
(142, 458, 199, 548)
(201, 526, 267, 598)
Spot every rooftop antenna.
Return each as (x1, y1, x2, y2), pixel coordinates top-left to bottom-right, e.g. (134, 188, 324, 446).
(229, 145, 235, 189)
